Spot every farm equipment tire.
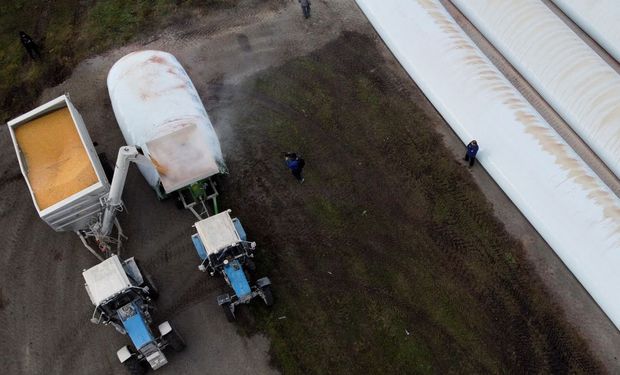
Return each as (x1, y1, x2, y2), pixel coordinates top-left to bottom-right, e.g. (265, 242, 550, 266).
(167, 328, 186, 352)
(123, 356, 147, 375)
(143, 273, 159, 301)
(222, 302, 235, 322)
(245, 258, 256, 272)
(244, 269, 254, 284)
(261, 285, 274, 307)
(175, 196, 184, 210)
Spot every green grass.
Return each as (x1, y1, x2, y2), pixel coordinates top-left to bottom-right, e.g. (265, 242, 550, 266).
(225, 32, 602, 374)
(0, 0, 235, 121)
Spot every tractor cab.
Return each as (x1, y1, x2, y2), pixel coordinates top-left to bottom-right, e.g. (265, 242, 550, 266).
(94, 288, 153, 331)
(191, 210, 273, 321)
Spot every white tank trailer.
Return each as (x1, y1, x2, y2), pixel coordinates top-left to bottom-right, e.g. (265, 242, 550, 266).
(7, 95, 110, 233)
(107, 50, 227, 218)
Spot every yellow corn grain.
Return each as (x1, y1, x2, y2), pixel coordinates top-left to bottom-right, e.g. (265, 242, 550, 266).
(15, 107, 98, 210)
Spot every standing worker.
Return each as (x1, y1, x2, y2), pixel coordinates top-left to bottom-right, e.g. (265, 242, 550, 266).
(464, 140, 479, 167)
(299, 0, 311, 19)
(285, 152, 305, 183)
(19, 31, 41, 60)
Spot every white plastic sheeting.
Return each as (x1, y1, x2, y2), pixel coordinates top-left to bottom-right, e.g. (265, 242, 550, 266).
(355, 0, 620, 329)
(108, 50, 226, 194)
(552, 0, 620, 62)
(451, 0, 620, 180)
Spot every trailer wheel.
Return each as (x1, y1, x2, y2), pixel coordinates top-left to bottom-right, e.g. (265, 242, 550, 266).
(244, 269, 254, 284)
(261, 285, 274, 307)
(175, 196, 184, 210)
(222, 302, 235, 322)
(167, 328, 186, 352)
(123, 356, 147, 375)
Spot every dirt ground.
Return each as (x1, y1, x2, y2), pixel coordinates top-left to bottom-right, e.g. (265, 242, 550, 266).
(1, 0, 620, 374)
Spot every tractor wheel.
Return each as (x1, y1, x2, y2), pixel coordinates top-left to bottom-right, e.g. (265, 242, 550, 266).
(143, 273, 159, 301)
(222, 302, 235, 322)
(175, 196, 184, 210)
(245, 258, 256, 272)
(261, 285, 274, 307)
(244, 269, 254, 284)
(123, 356, 147, 375)
(167, 327, 186, 352)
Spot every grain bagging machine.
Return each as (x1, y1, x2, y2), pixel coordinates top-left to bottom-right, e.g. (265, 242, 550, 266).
(107, 50, 227, 220)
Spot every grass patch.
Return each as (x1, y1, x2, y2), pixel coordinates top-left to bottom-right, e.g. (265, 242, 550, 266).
(224, 32, 602, 374)
(0, 0, 236, 121)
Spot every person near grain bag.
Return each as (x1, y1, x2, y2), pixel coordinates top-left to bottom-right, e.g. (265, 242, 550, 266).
(285, 152, 305, 183)
(19, 31, 41, 60)
(464, 140, 479, 167)
(298, 0, 311, 19)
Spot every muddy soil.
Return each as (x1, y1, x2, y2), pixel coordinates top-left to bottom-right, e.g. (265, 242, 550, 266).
(0, 0, 619, 374)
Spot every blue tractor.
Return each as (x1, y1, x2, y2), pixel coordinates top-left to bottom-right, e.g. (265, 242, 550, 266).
(83, 255, 185, 374)
(191, 210, 273, 321)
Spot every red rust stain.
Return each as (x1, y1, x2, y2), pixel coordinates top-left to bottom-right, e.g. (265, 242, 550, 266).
(148, 55, 168, 65)
(414, 0, 620, 227)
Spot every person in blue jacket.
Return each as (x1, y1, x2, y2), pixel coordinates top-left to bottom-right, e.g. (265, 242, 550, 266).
(464, 140, 479, 167)
(285, 152, 305, 183)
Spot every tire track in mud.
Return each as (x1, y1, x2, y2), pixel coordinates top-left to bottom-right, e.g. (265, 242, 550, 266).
(5, 207, 32, 263)
(51, 312, 99, 370)
(142, 230, 192, 270)
(0, 174, 23, 219)
(253, 92, 305, 121)
(0, 170, 21, 184)
(455, 231, 580, 370)
(295, 241, 493, 372)
(423, 215, 592, 371)
(159, 275, 221, 319)
(3, 223, 88, 374)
